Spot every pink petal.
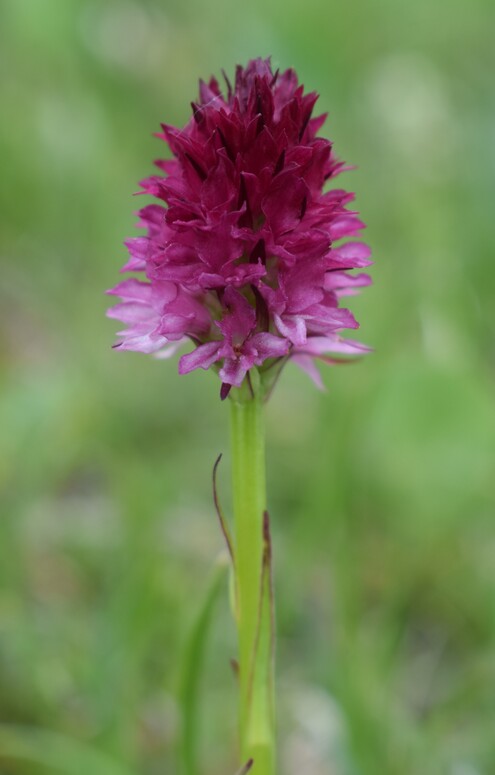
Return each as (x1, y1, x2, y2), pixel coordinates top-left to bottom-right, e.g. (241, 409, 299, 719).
(179, 341, 221, 374)
(291, 354, 325, 389)
(113, 334, 168, 354)
(273, 314, 307, 346)
(251, 332, 290, 361)
(328, 216, 366, 240)
(325, 272, 372, 292)
(217, 287, 256, 342)
(297, 336, 372, 356)
(330, 242, 372, 268)
(219, 356, 250, 387)
(106, 302, 156, 325)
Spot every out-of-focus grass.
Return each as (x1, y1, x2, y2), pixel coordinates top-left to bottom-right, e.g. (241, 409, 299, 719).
(1, 0, 494, 773)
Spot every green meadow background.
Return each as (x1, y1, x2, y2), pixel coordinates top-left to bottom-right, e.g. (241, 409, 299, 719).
(1, 0, 494, 773)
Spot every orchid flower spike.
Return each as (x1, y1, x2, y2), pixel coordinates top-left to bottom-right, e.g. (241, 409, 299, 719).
(107, 57, 372, 399)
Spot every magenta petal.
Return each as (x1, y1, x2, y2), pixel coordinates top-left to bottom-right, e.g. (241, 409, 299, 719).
(330, 242, 372, 268)
(319, 307, 359, 330)
(107, 279, 177, 306)
(217, 287, 256, 342)
(274, 314, 307, 346)
(328, 216, 366, 240)
(179, 341, 221, 374)
(157, 313, 194, 336)
(251, 332, 290, 361)
(106, 279, 151, 301)
(120, 256, 146, 273)
(113, 333, 169, 354)
(297, 336, 372, 356)
(124, 237, 149, 259)
(325, 272, 372, 292)
(262, 173, 309, 234)
(106, 302, 156, 325)
(219, 356, 250, 387)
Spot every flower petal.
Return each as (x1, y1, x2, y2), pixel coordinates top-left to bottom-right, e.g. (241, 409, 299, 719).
(251, 332, 290, 361)
(291, 354, 325, 389)
(179, 341, 222, 374)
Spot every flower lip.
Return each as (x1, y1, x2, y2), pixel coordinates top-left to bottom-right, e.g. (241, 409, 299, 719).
(108, 57, 371, 395)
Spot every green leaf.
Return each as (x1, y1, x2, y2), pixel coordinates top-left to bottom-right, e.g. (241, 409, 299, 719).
(179, 558, 229, 775)
(0, 724, 136, 775)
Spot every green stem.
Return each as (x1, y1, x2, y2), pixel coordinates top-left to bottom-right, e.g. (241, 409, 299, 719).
(230, 394, 275, 775)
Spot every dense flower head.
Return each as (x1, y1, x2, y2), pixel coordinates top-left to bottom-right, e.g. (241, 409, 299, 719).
(107, 57, 372, 398)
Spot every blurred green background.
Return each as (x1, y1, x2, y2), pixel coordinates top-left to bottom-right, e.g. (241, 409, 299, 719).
(1, 0, 494, 773)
